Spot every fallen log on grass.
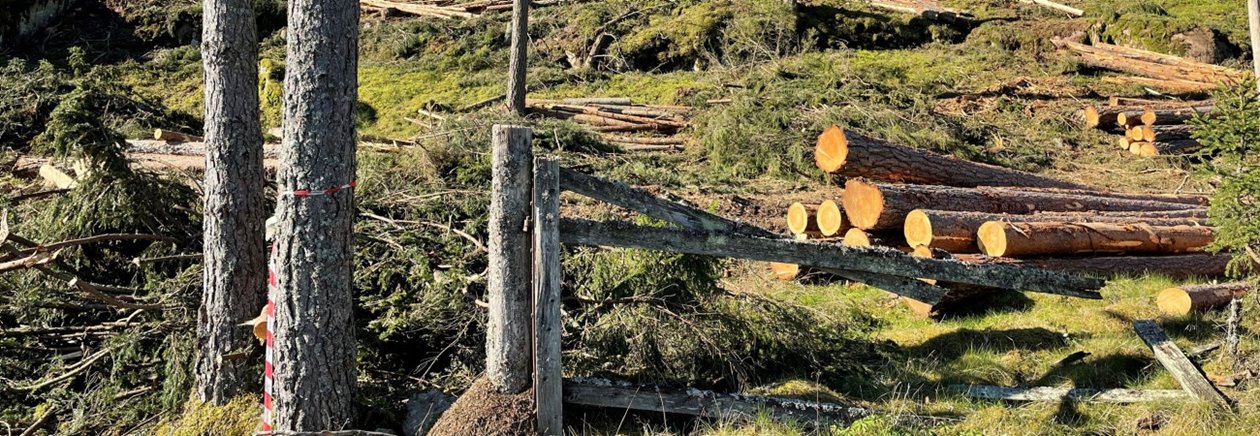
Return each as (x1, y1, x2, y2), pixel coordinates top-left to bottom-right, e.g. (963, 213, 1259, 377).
(842, 179, 1196, 230)
(904, 209, 1208, 252)
(814, 126, 1087, 189)
(869, 0, 975, 23)
(976, 221, 1215, 257)
(952, 253, 1232, 279)
(1053, 38, 1247, 85)
(1138, 124, 1195, 142)
(1157, 282, 1251, 316)
(1132, 320, 1233, 408)
(1142, 105, 1214, 125)
(152, 129, 202, 142)
(1133, 139, 1203, 157)
(955, 385, 1192, 403)
(1084, 105, 1144, 129)
(359, 0, 473, 18)
(1019, 0, 1083, 16)
(1101, 76, 1218, 93)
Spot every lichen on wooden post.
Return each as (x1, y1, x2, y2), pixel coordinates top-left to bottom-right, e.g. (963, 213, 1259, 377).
(533, 156, 563, 435)
(487, 125, 534, 394)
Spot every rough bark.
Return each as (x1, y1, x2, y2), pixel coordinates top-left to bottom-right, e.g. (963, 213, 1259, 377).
(1134, 139, 1203, 156)
(1132, 320, 1233, 409)
(901, 245, 1009, 318)
(1139, 124, 1195, 142)
(487, 126, 534, 394)
(1141, 105, 1215, 125)
(1157, 282, 1251, 315)
(1083, 105, 1141, 129)
(533, 157, 563, 435)
(271, 0, 359, 430)
(195, 0, 266, 404)
(976, 221, 1215, 257)
(903, 209, 1208, 253)
(559, 218, 1105, 298)
(952, 253, 1232, 279)
(506, 0, 529, 114)
(954, 385, 1191, 403)
(815, 126, 1086, 188)
(842, 179, 1196, 230)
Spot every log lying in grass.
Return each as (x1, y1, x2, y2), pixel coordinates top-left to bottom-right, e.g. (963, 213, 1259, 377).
(1102, 76, 1218, 93)
(1133, 139, 1204, 157)
(1108, 97, 1212, 108)
(1085, 106, 1144, 129)
(976, 221, 1215, 257)
(1132, 320, 1233, 409)
(1142, 105, 1214, 125)
(153, 129, 203, 142)
(1138, 125, 1195, 142)
(953, 253, 1232, 279)
(1053, 38, 1247, 85)
(903, 209, 1207, 253)
(842, 179, 1195, 230)
(559, 218, 1105, 299)
(1020, 0, 1083, 16)
(955, 385, 1192, 403)
(1157, 282, 1251, 315)
(814, 126, 1086, 188)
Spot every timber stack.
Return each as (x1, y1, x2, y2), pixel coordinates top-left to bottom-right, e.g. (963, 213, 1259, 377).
(1082, 97, 1213, 156)
(770, 124, 1229, 318)
(1052, 36, 1247, 93)
(359, 0, 562, 18)
(524, 97, 695, 152)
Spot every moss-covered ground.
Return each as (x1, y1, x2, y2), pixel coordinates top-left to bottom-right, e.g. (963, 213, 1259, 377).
(1, 0, 1257, 434)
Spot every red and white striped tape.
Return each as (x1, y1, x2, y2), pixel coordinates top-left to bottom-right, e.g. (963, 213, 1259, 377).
(262, 179, 356, 432)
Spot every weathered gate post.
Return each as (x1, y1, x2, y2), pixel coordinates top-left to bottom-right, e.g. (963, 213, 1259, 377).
(487, 125, 534, 393)
(532, 156, 563, 435)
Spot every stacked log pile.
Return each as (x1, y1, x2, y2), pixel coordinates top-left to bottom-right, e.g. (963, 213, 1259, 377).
(359, 0, 570, 18)
(1082, 98, 1213, 156)
(770, 125, 1228, 317)
(1052, 37, 1247, 93)
(525, 98, 695, 151)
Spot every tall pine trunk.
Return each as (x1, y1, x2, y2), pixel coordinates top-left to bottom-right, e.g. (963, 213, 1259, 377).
(195, 0, 266, 404)
(271, 0, 359, 430)
(506, 0, 529, 113)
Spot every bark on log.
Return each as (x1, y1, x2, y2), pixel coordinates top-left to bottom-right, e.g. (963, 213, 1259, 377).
(1132, 320, 1233, 409)
(901, 244, 1008, 318)
(1101, 76, 1217, 93)
(153, 129, 204, 142)
(1141, 105, 1214, 125)
(1139, 125, 1195, 142)
(868, 0, 975, 23)
(1053, 38, 1246, 84)
(955, 385, 1191, 403)
(904, 209, 1209, 253)
(487, 125, 534, 394)
(953, 253, 1231, 279)
(814, 126, 1086, 188)
(1157, 282, 1251, 315)
(991, 187, 1208, 206)
(977, 221, 1215, 257)
(1084, 105, 1143, 129)
(559, 218, 1105, 298)
(842, 179, 1195, 230)
(1134, 139, 1203, 156)
(1108, 97, 1212, 108)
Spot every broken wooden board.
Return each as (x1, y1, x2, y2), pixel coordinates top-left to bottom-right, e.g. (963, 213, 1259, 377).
(1132, 320, 1233, 409)
(954, 384, 1191, 403)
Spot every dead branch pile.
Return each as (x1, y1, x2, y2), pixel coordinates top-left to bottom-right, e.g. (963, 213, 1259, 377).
(1052, 37, 1246, 93)
(1081, 98, 1212, 156)
(525, 97, 695, 152)
(773, 125, 1224, 318)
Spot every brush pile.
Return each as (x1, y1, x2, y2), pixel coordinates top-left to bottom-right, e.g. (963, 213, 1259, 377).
(525, 97, 693, 151)
(1052, 37, 1247, 93)
(1082, 97, 1213, 156)
(772, 125, 1226, 317)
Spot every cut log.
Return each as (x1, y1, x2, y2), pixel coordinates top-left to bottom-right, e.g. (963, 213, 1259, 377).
(1084, 105, 1143, 129)
(153, 129, 203, 142)
(1020, 0, 1083, 16)
(814, 126, 1086, 188)
(559, 218, 1105, 299)
(1118, 137, 1134, 150)
(977, 221, 1215, 257)
(38, 165, 77, 189)
(1132, 320, 1233, 408)
(955, 385, 1191, 403)
(1141, 105, 1214, 125)
(868, 0, 975, 23)
(1035, 209, 1208, 219)
(1157, 282, 1252, 315)
(1138, 125, 1195, 142)
(1134, 139, 1203, 157)
(1101, 76, 1217, 93)
(816, 199, 847, 237)
(953, 253, 1232, 279)
(992, 188, 1208, 206)
(360, 0, 474, 18)
(1125, 125, 1145, 141)
(769, 262, 803, 281)
(1054, 38, 1246, 84)
(903, 209, 1207, 253)
(786, 202, 822, 236)
(843, 179, 1196, 230)
(1108, 97, 1211, 108)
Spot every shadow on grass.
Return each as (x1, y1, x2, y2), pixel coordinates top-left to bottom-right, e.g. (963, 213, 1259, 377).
(1033, 352, 1156, 388)
(905, 326, 1067, 361)
(933, 290, 1036, 321)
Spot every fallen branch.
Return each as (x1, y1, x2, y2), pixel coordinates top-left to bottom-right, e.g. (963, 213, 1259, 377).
(954, 385, 1190, 402)
(11, 345, 113, 391)
(1133, 320, 1233, 409)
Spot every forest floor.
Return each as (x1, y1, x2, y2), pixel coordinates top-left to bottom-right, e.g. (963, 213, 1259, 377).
(1, 0, 1258, 435)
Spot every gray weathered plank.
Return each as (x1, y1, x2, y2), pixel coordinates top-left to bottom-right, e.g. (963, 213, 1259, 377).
(1132, 320, 1233, 409)
(560, 168, 949, 303)
(533, 157, 563, 435)
(487, 125, 534, 394)
(954, 384, 1192, 403)
(562, 378, 953, 428)
(558, 218, 1104, 299)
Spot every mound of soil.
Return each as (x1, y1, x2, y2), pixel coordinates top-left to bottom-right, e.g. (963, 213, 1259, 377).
(429, 377, 535, 436)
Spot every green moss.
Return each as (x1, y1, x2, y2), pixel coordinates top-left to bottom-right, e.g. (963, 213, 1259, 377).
(152, 397, 261, 436)
(356, 66, 500, 138)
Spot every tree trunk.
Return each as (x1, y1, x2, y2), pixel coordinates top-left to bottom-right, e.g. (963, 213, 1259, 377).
(814, 126, 1087, 188)
(506, 0, 529, 114)
(271, 0, 359, 431)
(953, 253, 1231, 279)
(1141, 105, 1214, 125)
(903, 209, 1209, 253)
(1134, 139, 1203, 156)
(1157, 282, 1251, 315)
(842, 179, 1196, 230)
(195, 0, 266, 405)
(976, 221, 1215, 257)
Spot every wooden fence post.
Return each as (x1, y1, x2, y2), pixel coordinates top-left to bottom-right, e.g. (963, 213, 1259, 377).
(532, 156, 563, 435)
(1249, 0, 1260, 92)
(487, 125, 534, 393)
(507, 0, 530, 113)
